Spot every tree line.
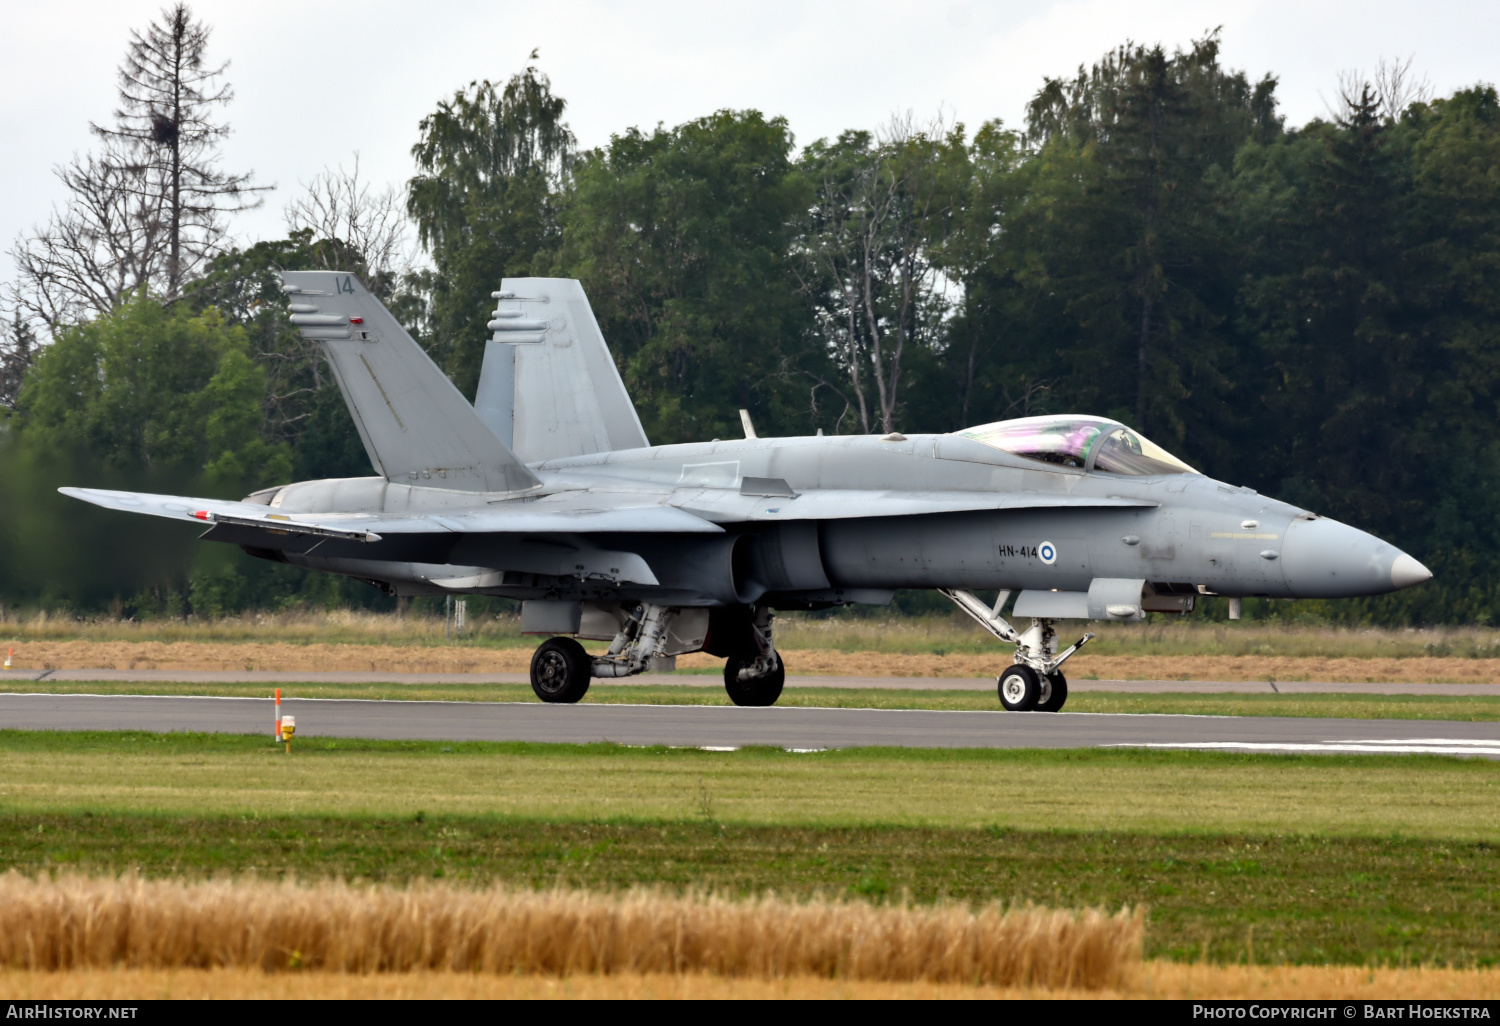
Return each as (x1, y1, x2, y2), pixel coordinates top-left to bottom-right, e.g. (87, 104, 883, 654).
(2, 10, 1498, 624)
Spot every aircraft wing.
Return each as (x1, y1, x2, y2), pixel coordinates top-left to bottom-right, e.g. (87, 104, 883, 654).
(58, 487, 724, 538)
(60, 484, 1148, 540)
(670, 488, 1158, 523)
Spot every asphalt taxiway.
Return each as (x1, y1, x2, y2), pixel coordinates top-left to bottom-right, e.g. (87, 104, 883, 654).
(11, 669, 1499, 696)
(3, 692, 1497, 757)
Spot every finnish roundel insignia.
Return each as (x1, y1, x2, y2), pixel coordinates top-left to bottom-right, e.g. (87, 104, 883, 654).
(1039, 541, 1058, 565)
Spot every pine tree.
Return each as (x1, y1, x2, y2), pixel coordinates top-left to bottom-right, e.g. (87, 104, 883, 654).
(0, 312, 37, 408)
(92, 3, 266, 299)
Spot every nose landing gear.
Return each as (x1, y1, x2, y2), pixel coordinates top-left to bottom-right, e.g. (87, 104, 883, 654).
(941, 589, 1092, 712)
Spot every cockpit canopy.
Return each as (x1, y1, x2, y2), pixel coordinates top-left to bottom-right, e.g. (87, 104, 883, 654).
(956, 415, 1198, 476)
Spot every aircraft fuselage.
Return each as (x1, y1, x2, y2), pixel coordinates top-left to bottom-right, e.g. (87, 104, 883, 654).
(256, 431, 1413, 608)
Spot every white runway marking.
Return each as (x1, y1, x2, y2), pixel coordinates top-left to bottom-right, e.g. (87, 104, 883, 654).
(1113, 738, 1500, 757)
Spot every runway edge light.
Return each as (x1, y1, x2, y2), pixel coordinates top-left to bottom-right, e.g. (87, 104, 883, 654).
(282, 715, 295, 754)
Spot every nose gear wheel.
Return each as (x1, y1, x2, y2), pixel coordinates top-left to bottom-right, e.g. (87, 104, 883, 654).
(997, 664, 1041, 711)
(1037, 671, 1068, 712)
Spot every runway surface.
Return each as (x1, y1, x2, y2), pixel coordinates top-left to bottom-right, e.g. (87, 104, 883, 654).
(10, 669, 1499, 696)
(3, 693, 1498, 756)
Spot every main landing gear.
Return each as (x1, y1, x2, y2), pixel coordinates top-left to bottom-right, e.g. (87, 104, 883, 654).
(940, 589, 1092, 713)
(722, 605, 783, 707)
(529, 602, 677, 703)
(528, 602, 785, 707)
(530, 636, 593, 703)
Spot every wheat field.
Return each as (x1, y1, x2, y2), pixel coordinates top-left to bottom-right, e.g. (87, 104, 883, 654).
(0, 874, 1142, 990)
(4, 964, 1499, 1000)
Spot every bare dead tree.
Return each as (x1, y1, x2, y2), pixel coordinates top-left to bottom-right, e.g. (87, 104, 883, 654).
(1334, 56, 1433, 124)
(92, 3, 267, 299)
(284, 153, 414, 284)
(5, 148, 169, 332)
(1373, 56, 1433, 121)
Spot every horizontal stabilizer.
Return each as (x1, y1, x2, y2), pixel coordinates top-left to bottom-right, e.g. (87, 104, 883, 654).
(282, 270, 540, 494)
(59, 487, 723, 538)
(60, 487, 350, 531)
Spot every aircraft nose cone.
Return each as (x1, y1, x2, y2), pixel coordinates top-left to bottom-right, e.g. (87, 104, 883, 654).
(1390, 553, 1433, 590)
(1280, 516, 1418, 599)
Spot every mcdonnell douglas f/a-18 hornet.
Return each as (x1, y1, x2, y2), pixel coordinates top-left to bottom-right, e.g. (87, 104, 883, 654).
(63, 271, 1433, 712)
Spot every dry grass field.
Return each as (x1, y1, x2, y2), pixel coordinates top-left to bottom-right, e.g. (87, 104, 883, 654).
(6, 607, 1500, 670)
(0, 874, 1141, 990)
(3, 963, 1499, 1000)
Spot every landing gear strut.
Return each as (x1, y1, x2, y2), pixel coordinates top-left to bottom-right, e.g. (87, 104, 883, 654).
(722, 605, 783, 707)
(940, 589, 1092, 712)
(527, 602, 788, 707)
(529, 603, 681, 704)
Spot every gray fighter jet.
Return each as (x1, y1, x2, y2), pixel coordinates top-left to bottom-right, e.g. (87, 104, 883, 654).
(63, 271, 1432, 712)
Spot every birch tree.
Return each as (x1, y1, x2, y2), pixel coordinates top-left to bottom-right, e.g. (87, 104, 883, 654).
(795, 117, 967, 434)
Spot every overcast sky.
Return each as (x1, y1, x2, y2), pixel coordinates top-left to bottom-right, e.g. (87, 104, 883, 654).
(2, 0, 1495, 284)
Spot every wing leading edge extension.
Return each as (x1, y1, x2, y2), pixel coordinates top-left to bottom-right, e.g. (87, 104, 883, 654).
(668, 489, 1159, 523)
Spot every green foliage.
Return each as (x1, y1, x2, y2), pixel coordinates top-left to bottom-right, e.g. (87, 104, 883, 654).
(989, 34, 1277, 462)
(948, 49, 1500, 623)
(795, 123, 973, 434)
(0, 291, 392, 616)
(9, 40, 1500, 626)
(184, 231, 386, 482)
(407, 61, 574, 396)
(16, 296, 290, 489)
(1219, 86, 1500, 623)
(556, 110, 817, 442)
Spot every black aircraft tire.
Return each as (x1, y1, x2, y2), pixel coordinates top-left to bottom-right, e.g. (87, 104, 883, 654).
(1036, 671, 1069, 712)
(724, 652, 786, 707)
(997, 664, 1041, 711)
(530, 637, 592, 704)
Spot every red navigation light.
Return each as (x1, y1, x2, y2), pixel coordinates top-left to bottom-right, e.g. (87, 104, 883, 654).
(349, 316, 364, 324)
(192, 510, 211, 520)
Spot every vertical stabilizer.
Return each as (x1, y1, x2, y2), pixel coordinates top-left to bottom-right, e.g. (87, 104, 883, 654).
(282, 270, 540, 493)
(478, 278, 649, 463)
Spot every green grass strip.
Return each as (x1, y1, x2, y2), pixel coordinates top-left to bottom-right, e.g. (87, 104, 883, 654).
(6, 679, 1500, 721)
(2, 730, 1498, 841)
(3, 813, 1497, 967)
